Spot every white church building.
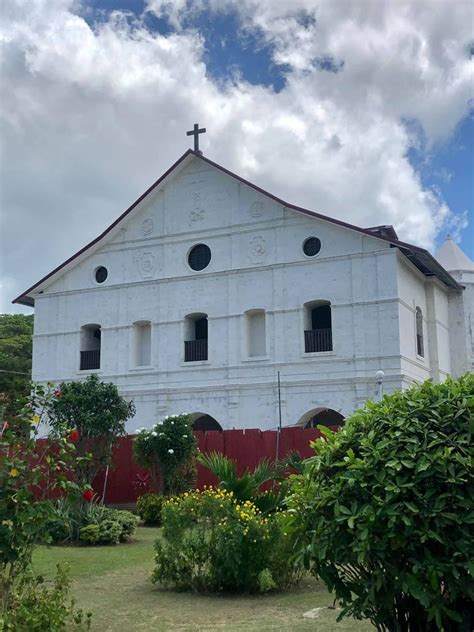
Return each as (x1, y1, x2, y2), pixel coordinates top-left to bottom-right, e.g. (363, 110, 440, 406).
(14, 145, 474, 433)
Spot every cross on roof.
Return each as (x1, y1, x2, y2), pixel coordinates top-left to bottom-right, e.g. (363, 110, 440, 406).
(186, 123, 206, 154)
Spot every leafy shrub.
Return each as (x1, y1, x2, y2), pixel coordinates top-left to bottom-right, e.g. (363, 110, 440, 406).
(104, 509, 139, 541)
(152, 487, 301, 593)
(290, 375, 474, 631)
(77, 507, 138, 545)
(1, 564, 91, 631)
(78, 524, 100, 545)
(136, 493, 164, 525)
(133, 415, 197, 495)
(48, 501, 138, 545)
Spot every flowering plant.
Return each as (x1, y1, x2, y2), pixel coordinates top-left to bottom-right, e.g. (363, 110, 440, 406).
(152, 487, 301, 592)
(0, 383, 88, 617)
(133, 414, 197, 496)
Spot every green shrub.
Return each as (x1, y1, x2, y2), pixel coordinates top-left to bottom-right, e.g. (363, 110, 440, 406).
(1, 564, 91, 631)
(47, 500, 137, 545)
(97, 520, 123, 545)
(78, 524, 100, 545)
(290, 374, 474, 631)
(136, 493, 164, 525)
(106, 509, 139, 541)
(152, 487, 301, 593)
(78, 508, 138, 545)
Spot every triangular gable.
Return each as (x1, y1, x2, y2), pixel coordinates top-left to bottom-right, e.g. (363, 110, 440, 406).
(13, 150, 461, 306)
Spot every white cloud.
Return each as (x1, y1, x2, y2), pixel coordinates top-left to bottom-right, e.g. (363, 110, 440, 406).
(0, 0, 472, 313)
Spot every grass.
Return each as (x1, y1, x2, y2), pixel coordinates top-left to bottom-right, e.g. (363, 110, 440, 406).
(33, 527, 373, 631)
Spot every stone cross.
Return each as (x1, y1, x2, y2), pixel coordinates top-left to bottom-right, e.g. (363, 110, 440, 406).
(186, 123, 206, 153)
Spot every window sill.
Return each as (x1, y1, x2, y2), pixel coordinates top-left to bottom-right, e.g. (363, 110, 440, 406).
(241, 355, 270, 362)
(77, 368, 101, 375)
(416, 354, 425, 362)
(180, 360, 211, 367)
(302, 351, 335, 358)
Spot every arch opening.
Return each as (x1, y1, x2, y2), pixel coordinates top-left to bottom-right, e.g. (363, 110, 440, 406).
(298, 407, 345, 429)
(190, 412, 223, 432)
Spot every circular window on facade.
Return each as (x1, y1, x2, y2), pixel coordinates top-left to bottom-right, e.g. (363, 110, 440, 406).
(188, 244, 211, 271)
(303, 237, 322, 257)
(94, 266, 108, 283)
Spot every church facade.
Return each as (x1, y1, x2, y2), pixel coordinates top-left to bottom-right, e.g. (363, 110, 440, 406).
(15, 150, 473, 433)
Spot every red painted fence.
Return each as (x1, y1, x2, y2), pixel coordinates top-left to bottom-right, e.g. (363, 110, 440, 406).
(92, 427, 325, 505)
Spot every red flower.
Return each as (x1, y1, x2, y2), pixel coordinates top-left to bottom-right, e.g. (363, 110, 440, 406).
(70, 429, 79, 443)
(82, 489, 94, 503)
(54, 387, 62, 398)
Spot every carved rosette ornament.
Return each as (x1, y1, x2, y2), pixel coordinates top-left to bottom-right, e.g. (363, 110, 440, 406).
(248, 236, 267, 263)
(142, 218, 154, 236)
(250, 201, 264, 218)
(138, 252, 156, 278)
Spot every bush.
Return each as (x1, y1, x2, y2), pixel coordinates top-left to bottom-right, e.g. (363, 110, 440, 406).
(152, 487, 301, 593)
(290, 375, 474, 631)
(1, 564, 91, 631)
(133, 415, 197, 496)
(76, 507, 138, 545)
(48, 501, 138, 546)
(106, 509, 139, 541)
(78, 524, 100, 545)
(136, 493, 164, 525)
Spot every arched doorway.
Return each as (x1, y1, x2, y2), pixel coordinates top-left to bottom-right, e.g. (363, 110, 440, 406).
(190, 413, 223, 432)
(298, 407, 345, 429)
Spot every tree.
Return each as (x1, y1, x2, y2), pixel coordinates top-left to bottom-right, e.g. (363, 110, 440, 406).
(49, 375, 135, 485)
(0, 314, 33, 419)
(133, 414, 197, 496)
(290, 375, 474, 631)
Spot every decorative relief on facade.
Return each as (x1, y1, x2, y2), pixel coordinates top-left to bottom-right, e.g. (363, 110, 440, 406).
(137, 251, 156, 278)
(248, 236, 267, 263)
(190, 191, 205, 222)
(250, 200, 264, 218)
(142, 218, 154, 236)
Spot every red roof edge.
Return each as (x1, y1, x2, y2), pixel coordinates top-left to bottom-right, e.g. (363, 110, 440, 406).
(13, 149, 462, 305)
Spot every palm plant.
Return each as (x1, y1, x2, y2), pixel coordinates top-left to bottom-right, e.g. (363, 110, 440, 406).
(197, 452, 286, 513)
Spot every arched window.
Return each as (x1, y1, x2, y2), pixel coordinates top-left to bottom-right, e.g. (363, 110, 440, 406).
(415, 307, 424, 357)
(133, 321, 151, 366)
(304, 300, 333, 352)
(245, 309, 266, 357)
(299, 408, 345, 428)
(80, 324, 101, 370)
(191, 414, 223, 432)
(184, 313, 208, 362)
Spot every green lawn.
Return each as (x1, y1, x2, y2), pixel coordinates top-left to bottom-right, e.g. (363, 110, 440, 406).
(33, 527, 373, 631)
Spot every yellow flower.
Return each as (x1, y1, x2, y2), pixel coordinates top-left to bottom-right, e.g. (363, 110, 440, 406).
(31, 415, 40, 424)
(9, 468, 19, 478)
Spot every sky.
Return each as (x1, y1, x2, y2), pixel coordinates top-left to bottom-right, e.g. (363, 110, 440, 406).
(0, 0, 473, 314)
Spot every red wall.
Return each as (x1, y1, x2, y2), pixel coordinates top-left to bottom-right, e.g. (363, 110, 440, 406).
(92, 427, 325, 504)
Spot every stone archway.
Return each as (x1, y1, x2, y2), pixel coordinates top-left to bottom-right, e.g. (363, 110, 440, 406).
(298, 407, 345, 429)
(190, 412, 223, 432)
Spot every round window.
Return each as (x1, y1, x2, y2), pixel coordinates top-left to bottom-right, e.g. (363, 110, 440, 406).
(303, 237, 321, 257)
(95, 266, 108, 283)
(188, 244, 211, 271)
